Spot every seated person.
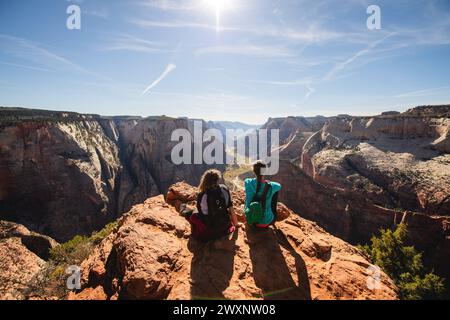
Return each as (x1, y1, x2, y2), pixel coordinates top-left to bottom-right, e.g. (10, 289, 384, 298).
(183, 169, 239, 242)
(244, 161, 281, 228)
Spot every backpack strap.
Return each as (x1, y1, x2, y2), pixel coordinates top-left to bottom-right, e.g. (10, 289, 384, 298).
(196, 192, 205, 216)
(261, 181, 271, 213)
(255, 180, 262, 194)
(219, 185, 231, 209)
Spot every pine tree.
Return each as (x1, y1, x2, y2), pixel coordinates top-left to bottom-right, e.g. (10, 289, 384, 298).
(360, 223, 445, 300)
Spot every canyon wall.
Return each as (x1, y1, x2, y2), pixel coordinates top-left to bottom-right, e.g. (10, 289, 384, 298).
(274, 106, 450, 286)
(0, 108, 218, 241)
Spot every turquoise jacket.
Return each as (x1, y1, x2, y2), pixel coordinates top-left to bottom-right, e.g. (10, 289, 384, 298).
(244, 178, 282, 225)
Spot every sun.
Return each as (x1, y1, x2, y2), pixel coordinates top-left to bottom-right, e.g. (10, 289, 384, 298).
(202, 0, 235, 31)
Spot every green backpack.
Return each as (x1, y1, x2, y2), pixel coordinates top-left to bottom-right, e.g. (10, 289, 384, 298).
(245, 181, 271, 225)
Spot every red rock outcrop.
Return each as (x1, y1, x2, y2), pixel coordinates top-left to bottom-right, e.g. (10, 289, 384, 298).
(69, 183, 398, 300)
(0, 221, 58, 299)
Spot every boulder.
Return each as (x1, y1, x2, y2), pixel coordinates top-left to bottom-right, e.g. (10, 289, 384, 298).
(0, 221, 58, 260)
(69, 183, 398, 300)
(0, 236, 45, 300)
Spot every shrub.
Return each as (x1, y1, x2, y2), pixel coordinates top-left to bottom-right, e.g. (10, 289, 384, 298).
(25, 221, 118, 299)
(49, 235, 90, 264)
(360, 223, 445, 300)
(90, 221, 118, 245)
(49, 221, 118, 264)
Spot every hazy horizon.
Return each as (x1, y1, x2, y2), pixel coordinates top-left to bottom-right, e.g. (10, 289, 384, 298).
(1, 0, 450, 123)
(1, 102, 434, 125)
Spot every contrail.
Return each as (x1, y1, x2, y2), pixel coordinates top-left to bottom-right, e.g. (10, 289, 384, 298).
(324, 33, 395, 81)
(141, 63, 176, 95)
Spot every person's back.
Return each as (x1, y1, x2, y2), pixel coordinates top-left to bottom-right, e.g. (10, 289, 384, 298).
(185, 169, 239, 241)
(244, 161, 281, 228)
(197, 183, 232, 230)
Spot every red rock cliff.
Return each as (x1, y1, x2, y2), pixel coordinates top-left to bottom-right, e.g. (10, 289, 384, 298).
(68, 183, 398, 300)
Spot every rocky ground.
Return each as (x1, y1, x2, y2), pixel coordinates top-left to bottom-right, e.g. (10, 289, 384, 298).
(0, 221, 57, 299)
(68, 182, 398, 300)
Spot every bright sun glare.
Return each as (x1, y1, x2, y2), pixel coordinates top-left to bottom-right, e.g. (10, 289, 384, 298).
(203, 0, 235, 31)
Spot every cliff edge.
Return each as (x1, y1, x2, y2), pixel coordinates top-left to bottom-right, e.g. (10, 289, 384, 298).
(68, 183, 398, 300)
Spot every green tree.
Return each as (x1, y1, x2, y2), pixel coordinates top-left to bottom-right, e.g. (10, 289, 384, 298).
(360, 223, 445, 300)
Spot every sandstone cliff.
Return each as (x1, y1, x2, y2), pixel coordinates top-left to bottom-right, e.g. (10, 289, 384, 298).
(274, 106, 450, 289)
(262, 116, 328, 144)
(299, 108, 450, 214)
(68, 183, 398, 300)
(0, 114, 122, 241)
(112, 117, 215, 213)
(0, 108, 218, 241)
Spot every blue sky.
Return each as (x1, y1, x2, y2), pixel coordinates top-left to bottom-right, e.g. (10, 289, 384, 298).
(1, 0, 450, 123)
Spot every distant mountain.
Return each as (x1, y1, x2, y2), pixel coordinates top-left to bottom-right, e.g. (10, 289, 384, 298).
(210, 121, 261, 131)
(261, 115, 330, 144)
(207, 121, 261, 140)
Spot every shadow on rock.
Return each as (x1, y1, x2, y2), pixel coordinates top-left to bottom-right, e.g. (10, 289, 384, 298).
(188, 230, 238, 300)
(247, 226, 311, 300)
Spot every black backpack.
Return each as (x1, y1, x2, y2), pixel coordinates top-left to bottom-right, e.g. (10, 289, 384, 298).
(202, 185, 230, 228)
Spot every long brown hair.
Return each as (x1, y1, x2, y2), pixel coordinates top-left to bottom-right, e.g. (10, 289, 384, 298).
(253, 160, 267, 181)
(198, 169, 222, 193)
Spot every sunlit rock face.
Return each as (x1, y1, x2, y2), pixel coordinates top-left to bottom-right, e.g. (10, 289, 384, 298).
(0, 116, 122, 241)
(0, 220, 57, 300)
(273, 105, 450, 290)
(0, 108, 219, 241)
(69, 182, 398, 301)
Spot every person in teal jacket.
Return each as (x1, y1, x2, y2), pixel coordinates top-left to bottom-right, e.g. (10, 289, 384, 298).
(244, 161, 281, 228)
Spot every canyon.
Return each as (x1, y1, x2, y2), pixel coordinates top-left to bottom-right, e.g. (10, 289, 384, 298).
(272, 105, 450, 290)
(0, 107, 219, 241)
(0, 105, 449, 299)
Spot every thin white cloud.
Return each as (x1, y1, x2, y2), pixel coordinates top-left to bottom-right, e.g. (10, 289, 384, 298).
(137, 0, 245, 12)
(85, 9, 109, 20)
(324, 34, 394, 81)
(0, 60, 55, 73)
(141, 63, 177, 95)
(250, 78, 316, 101)
(131, 17, 361, 44)
(250, 79, 312, 86)
(0, 34, 109, 80)
(304, 84, 316, 100)
(202, 67, 227, 72)
(395, 86, 450, 98)
(132, 0, 450, 52)
(263, 25, 356, 43)
(138, 0, 199, 11)
(195, 45, 296, 58)
(130, 18, 236, 32)
(101, 33, 170, 53)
